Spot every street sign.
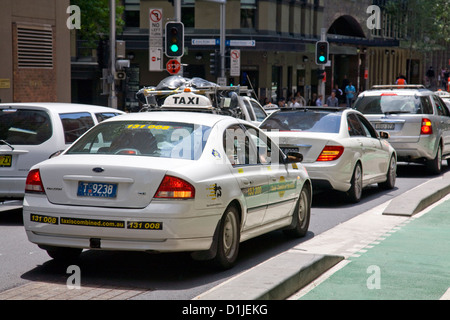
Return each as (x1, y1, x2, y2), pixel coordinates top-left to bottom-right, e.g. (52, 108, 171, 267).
(149, 48, 163, 71)
(230, 49, 240, 77)
(166, 59, 181, 75)
(149, 8, 163, 72)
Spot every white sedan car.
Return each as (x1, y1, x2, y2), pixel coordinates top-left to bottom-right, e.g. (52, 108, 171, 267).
(260, 107, 397, 203)
(23, 112, 311, 269)
(0, 103, 124, 202)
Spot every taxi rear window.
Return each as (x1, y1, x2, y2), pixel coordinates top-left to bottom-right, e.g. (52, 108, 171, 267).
(260, 111, 341, 133)
(0, 108, 52, 145)
(67, 121, 211, 160)
(354, 95, 433, 115)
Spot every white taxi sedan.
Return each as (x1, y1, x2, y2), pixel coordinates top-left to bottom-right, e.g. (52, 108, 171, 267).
(260, 107, 397, 203)
(23, 112, 311, 269)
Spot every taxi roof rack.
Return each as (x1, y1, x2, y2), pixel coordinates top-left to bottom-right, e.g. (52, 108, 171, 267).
(371, 84, 426, 90)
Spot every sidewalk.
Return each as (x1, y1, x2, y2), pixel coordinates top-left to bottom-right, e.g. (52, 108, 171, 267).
(294, 194, 450, 300)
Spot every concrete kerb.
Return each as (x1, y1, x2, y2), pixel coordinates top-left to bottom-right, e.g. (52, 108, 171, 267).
(195, 252, 343, 300)
(383, 171, 450, 216)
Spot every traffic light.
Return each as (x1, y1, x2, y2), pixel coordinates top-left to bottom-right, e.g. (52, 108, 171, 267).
(315, 41, 329, 65)
(165, 22, 184, 58)
(209, 51, 220, 76)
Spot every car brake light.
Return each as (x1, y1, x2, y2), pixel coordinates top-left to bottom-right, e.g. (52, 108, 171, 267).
(25, 169, 45, 194)
(421, 118, 433, 135)
(381, 93, 397, 96)
(317, 146, 344, 161)
(154, 175, 195, 199)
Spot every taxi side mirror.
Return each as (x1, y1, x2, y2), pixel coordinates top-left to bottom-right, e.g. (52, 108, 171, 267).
(379, 131, 390, 139)
(286, 151, 303, 163)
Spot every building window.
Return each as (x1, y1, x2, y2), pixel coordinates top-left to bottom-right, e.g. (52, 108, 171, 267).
(241, 0, 256, 29)
(124, 0, 140, 28)
(182, 0, 195, 28)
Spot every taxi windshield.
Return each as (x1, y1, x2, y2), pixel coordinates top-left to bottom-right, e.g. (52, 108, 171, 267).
(67, 121, 211, 160)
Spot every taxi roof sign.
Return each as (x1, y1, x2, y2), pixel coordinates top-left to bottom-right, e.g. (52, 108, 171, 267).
(162, 92, 213, 109)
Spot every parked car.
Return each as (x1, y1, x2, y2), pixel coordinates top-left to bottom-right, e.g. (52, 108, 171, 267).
(23, 111, 311, 269)
(0, 103, 124, 202)
(260, 107, 396, 203)
(354, 85, 450, 174)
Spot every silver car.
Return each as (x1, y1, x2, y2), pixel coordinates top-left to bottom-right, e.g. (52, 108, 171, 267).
(354, 85, 450, 174)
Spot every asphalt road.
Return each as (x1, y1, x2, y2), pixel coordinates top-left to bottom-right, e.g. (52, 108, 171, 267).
(0, 163, 446, 299)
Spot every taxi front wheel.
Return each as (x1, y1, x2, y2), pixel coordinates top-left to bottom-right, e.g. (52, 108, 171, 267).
(213, 205, 240, 269)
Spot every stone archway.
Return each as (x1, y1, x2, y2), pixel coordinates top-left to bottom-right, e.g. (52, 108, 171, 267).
(327, 15, 366, 38)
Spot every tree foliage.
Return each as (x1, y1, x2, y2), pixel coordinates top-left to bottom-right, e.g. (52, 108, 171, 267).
(71, 0, 125, 48)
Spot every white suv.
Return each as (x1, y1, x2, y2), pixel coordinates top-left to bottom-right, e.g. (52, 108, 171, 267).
(0, 103, 124, 202)
(354, 85, 450, 174)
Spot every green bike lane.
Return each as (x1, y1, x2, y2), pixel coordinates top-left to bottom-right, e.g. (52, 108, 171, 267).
(297, 197, 450, 300)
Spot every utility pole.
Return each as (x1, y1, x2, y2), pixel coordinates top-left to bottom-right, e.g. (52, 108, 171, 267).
(220, 2, 225, 78)
(109, 0, 117, 109)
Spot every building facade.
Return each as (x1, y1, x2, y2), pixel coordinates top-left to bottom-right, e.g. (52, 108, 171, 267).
(70, 0, 434, 109)
(0, 0, 71, 103)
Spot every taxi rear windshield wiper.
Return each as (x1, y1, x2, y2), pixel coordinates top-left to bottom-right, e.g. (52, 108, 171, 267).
(383, 110, 412, 115)
(0, 139, 14, 151)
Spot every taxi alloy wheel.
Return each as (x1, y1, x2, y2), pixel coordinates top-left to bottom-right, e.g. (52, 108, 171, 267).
(427, 144, 442, 175)
(214, 205, 240, 269)
(379, 155, 396, 190)
(347, 163, 362, 203)
(283, 185, 311, 238)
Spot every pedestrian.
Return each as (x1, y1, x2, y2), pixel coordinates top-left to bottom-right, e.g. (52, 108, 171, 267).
(332, 84, 343, 104)
(316, 95, 323, 106)
(345, 81, 356, 108)
(395, 75, 407, 85)
(277, 97, 286, 108)
(310, 93, 317, 106)
(326, 91, 339, 107)
(295, 91, 306, 106)
(288, 96, 300, 108)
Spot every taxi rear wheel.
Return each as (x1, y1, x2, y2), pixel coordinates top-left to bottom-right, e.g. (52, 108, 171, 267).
(347, 163, 362, 203)
(213, 205, 240, 269)
(283, 185, 311, 238)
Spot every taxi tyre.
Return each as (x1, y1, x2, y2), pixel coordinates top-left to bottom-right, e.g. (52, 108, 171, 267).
(378, 155, 396, 190)
(283, 184, 311, 238)
(40, 245, 82, 262)
(213, 205, 240, 269)
(427, 143, 442, 175)
(347, 162, 362, 203)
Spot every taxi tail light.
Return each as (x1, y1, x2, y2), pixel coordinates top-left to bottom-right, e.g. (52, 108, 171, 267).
(154, 175, 195, 199)
(420, 118, 433, 135)
(25, 169, 45, 194)
(317, 145, 344, 162)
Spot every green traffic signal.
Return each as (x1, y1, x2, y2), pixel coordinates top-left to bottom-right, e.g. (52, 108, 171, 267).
(319, 56, 325, 62)
(170, 44, 179, 53)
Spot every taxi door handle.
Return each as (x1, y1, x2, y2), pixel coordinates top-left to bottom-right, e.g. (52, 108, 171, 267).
(241, 178, 253, 185)
(270, 175, 278, 182)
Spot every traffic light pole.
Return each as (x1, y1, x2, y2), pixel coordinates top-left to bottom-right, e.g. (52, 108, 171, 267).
(318, 28, 326, 101)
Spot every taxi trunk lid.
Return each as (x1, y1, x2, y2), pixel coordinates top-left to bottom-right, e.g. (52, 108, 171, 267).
(39, 155, 172, 208)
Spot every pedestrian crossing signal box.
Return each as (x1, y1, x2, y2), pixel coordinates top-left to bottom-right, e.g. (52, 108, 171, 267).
(315, 41, 329, 65)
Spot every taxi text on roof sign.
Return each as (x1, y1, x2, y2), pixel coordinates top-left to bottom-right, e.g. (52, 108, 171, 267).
(162, 91, 213, 109)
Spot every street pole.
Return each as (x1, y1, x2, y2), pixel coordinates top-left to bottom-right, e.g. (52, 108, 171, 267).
(109, 0, 117, 109)
(220, 2, 225, 78)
